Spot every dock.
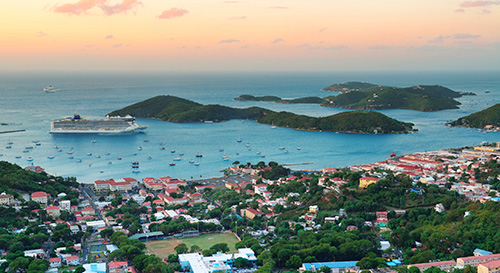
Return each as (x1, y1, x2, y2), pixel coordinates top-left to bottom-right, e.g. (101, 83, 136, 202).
(282, 162, 313, 166)
(0, 129, 25, 134)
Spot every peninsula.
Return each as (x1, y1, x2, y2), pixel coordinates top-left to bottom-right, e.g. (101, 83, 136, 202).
(109, 95, 415, 134)
(448, 104, 500, 129)
(321, 81, 473, 111)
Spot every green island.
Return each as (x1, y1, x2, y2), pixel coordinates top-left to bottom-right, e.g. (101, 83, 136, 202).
(321, 81, 474, 111)
(235, 94, 324, 104)
(109, 95, 415, 134)
(234, 82, 474, 112)
(448, 104, 500, 128)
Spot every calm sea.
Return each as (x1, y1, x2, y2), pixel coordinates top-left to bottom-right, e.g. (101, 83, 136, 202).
(0, 71, 499, 183)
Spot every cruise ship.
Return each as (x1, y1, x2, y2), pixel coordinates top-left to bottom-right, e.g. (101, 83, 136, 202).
(50, 114, 147, 134)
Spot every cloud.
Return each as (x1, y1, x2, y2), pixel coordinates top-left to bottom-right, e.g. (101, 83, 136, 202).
(229, 16, 246, 20)
(270, 6, 289, 9)
(53, 0, 141, 15)
(428, 35, 449, 43)
(158, 8, 189, 19)
(319, 28, 327, 33)
(224, 1, 239, 3)
(240, 45, 249, 49)
(460, 0, 500, 7)
(453, 33, 480, 39)
(84, 44, 94, 48)
(482, 8, 492, 13)
(369, 45, 392, 50)
(112, 43, 123, 48)
(219, 39, 240, 44)
(323, 45, 348, 50)
(36, 31, 48, 37)
(271, 38, 284, 44)
(455, 8, 466, 12)
(105, 35, 114, 39)
(101, 0, 142, 15)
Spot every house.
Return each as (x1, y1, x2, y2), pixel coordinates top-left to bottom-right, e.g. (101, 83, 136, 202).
(46, 206, 61, 217)
(359, 177, 379, 188)
(300, 261, 359, 273)
(49, 257, 61, 268)
(407, 260, 456, 272)
(60, 200, 71, 211)
(0, 193, 14, 205)
(309, 205, 319, 214)
(66, 255, 80, 266)
(457, 254, 500, 268)
(475, 249, 494, 256)
(109, 261, 128, 273)
(243, 208, 263, 220)
(31, 191, 49, 205)
(478, 259, 500, 273)
(81, 207, 96, 215)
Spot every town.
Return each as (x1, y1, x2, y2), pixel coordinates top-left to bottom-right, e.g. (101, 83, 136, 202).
(1, 143, 500, 273)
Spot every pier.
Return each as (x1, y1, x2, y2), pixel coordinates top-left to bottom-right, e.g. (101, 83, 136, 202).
(282, 162, 313, 166)
(0, 129, 25, 134)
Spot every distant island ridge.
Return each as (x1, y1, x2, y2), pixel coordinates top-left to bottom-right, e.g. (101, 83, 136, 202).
(448, 104, 500, 129)
(109, 95, 415, 134)
(235, 81, 475, 112)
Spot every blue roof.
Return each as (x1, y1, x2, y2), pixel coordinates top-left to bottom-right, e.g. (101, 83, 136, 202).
(475, 248, 493, 256)
(303, 261, 359, 270)
(387, 262, 397, 267)
(393, 259, 402, 264)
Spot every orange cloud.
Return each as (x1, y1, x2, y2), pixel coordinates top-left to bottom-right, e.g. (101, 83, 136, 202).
(219, 39, 240, 44)
(158, 8, 189, 19)
(53, 0, 141, 15)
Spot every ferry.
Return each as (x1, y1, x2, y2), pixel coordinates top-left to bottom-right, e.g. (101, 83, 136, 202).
(43, 85, 55, 93)
(50, 114, 147, 134)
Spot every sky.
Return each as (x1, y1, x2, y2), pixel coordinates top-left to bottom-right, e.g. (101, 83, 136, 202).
(1, 0, 499, 72)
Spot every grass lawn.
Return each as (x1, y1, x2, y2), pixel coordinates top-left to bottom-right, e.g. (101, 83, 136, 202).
(145, 233, 239, 260)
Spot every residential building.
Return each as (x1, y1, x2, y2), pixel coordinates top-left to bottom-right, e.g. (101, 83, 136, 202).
(46, 206, 61, 217)
(359, 177, 379, 188)
(478, 259, 500, 273)
(31, 191, 49, 205)
(66, 255, 80, 266)
(299, 261, 359, 273)
(0, 193, 14, 205)
(179, 248, 256, 273)
(457, 254, 500, 268)
(407, 260, 456, 272)
(60, 200, 71, 211)
(109, 261, 128, 273)
(49, 257, 61, 268)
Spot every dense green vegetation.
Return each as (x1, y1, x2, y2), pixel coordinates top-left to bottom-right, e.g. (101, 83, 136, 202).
(235, 94, 324, 104)
(448, 104, 500, 128)
(322, 82, 469, 111)
(109, 95, 414, 134)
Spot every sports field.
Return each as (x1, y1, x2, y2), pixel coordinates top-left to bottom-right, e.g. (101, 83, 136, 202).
(145, 233, 239, 260)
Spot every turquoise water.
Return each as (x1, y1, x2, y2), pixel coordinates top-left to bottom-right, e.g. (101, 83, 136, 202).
(0, 71, 499, 183)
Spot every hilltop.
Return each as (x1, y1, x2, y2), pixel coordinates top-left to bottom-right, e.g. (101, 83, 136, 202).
(448, 104, 500, 128)
(321, 81, 472, 111)
(235, 94, 324, 104)
(109, 95, 415, 134)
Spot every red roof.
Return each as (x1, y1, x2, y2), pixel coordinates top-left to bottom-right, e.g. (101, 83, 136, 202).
(109, 261, 128, 268)
(479, 259, 500, 269)
(361, 176, 379, 181)
(46, 206, 59, 211)
(66, 255, 79, 261)
(31, 191, 49, 198)
(246, 208, 263, 215)
(49, 257, 61, 262)
(411, 260, 455, 268)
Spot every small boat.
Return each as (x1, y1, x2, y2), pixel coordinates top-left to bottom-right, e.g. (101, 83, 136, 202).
(261, 154, 266, 158)
(23, 150, 29, 153)
(147, 156, 152, 160)
(169, 163, 176, 166)
(25, 146, 33, 149)
(194, 162, 200, 166)
(68, 156, 74, 159)
(132, 170, 140, 173)
(35, 143, 41, 146)
(219, 146, 224, 152)
(160, 147, 166, 150)
(15, 156, 21, 159)
(117, 157, 122, 160)
(143, 139, 149, 142)
(108, 161, 112, 164)
(67, 150, 74, 154)
(296, 147, 301, 150)
(236, 152, 239, 155)
(105, 152, 110, 155)
(5, 146, 11, 149)
(27, 157, 33, 161)
(76, 159, 82, 163)
(179, 152, 184, 156)
(95, 155, 101, 158)
(245, 143, 250, 147)
(43, 85, 55, 93)
(133, 153, 137, 156)
(58, 149, 63, 152)
(196, 152, 203, 157)
(91, 139, 96, 143)
(390, 152, 396, 157)
(237, 139, 242, 143)
(88, 163, 92, 167)
(7, 141, 13, 145)
(100, 170, 104, 173)
(222, 156, 230, 161)
(54, 145, 60, 149)
(485, 89, 490, 93)
(171, 150, 175, 153)
(279, 146, 285, 150)
(284, 150, 289, 153)
(271, 123, 277, 129)
(87, 153, 92, 156)
(256, 151, 261, 155)
(47, 155, 55, 159)
(173, 158, 181, 161)
(138, 147, 143, 150)
(159, 142, 165, 146)
(189, 159, 195, 163)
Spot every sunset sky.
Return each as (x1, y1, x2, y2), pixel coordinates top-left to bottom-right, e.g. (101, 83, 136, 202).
(1, 0, 499, 71)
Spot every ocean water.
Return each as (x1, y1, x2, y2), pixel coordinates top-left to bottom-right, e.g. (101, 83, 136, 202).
(0, 71, 499, 183)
